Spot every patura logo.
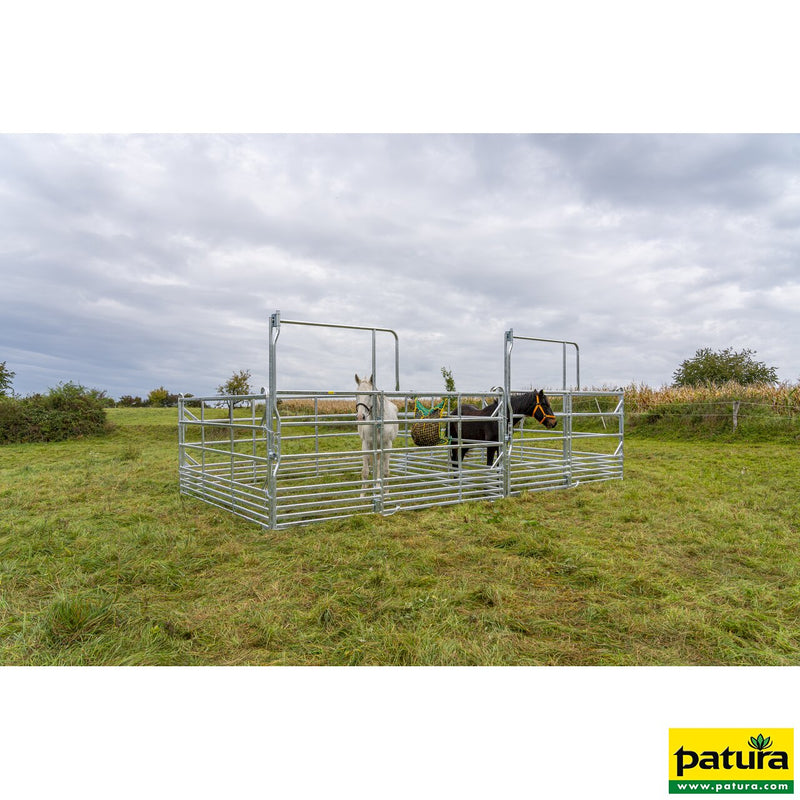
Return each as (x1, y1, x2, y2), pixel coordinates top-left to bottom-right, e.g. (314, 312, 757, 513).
(669, 729, 794, 794)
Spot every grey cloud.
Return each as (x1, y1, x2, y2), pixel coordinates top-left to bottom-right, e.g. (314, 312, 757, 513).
(2, 133, 799, 398)
(531, 134, 800, 212)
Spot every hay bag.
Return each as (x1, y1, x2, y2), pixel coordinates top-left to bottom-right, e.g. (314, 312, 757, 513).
(411, 398, 449, 446)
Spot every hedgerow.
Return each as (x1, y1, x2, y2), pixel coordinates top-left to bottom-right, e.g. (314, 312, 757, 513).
(0, 382, 110, 444)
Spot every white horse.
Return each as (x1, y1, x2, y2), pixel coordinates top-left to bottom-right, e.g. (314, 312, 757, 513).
(354, 373, 399, 491)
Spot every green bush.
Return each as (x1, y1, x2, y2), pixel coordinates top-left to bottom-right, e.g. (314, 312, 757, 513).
(117, 395, 146, 407)
(0, 382, 110, 444)
(672, 347, 777, 387)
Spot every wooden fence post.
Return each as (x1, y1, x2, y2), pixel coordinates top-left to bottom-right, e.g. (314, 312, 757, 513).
(732, 400, 740, 431)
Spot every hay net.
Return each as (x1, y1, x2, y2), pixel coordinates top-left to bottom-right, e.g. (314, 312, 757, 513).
(410, 398, 450, 446)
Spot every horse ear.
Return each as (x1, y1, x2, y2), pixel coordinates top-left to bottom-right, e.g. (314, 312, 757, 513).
(355, 373, 360, 384)
(369, 374, 374, 384)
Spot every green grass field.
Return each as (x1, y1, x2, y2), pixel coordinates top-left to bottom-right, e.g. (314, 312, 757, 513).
(1, 407, 798, 665)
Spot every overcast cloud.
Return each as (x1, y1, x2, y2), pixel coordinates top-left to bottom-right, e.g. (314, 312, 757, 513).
(2, 133, 799, 399)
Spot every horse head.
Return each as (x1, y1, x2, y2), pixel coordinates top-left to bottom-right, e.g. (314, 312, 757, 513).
(532, 389, 558, 428)
(354, 373, 375, 421)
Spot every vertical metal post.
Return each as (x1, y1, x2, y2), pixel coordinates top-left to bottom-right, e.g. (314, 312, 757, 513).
(314, 396, 320, 476)
(228, 397, 236, 511)
(503, 329, 514, 497)
(456, 393, 464, 500)
(269, 310, 280, 406)
(562, 392, 573, 487)
(177, 394, 185, 473)
(619, 393, 625, 478)
(374, 391, 384, 514)
(498, 389, 509, 497)
(562, 343, 567, 391)
(267, 310, 281, 529)
(200, 398, 206, 479)
(393, 336, 400, 392)
(177, 395, 186, 498)
(371, 328, 377, 385)
(251, 396, 258, 482)
(503, 329, 513, 397)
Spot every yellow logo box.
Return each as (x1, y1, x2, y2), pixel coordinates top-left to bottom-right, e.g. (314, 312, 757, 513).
(669, 729, 794, 781)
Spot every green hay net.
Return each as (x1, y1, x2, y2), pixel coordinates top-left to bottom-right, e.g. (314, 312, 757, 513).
(410, 398, 450, 446)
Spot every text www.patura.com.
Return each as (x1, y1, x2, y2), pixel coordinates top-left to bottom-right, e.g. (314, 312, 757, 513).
(672, 782, 792, 794)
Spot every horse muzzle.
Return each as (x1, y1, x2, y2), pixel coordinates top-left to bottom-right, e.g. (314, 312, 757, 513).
(533, 400, 558, 428)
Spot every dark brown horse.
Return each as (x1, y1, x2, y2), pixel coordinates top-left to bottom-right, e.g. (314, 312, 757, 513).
(449, 390, 557, 467)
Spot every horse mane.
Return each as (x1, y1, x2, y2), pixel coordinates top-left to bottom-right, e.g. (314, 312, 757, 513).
(462, 392, 538, 419)
(509, 391, 538, 415)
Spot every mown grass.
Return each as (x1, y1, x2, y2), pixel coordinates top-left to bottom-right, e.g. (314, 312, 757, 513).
(1, 407, 799, 665)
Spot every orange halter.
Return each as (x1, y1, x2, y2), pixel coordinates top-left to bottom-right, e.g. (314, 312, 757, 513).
(532, 396, 556, 424)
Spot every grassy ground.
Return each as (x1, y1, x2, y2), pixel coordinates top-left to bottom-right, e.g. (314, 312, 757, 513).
(1, 408, 798, 665)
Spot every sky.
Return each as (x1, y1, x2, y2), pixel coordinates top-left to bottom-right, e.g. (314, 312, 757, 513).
(2, 133, 799, 399)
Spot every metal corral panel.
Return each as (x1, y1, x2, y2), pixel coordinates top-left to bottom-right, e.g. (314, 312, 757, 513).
(179, 388, 623, 529)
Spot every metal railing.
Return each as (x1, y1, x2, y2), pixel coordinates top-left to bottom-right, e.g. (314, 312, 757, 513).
(179, 387, 623, 530)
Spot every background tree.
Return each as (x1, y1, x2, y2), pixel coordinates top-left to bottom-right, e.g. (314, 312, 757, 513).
(441, 366, 456, 393)
(0, 361, 15, 397)
(217, 369, 253, 397)
(118, 395, 146, 408)
(672, 347, 778, 387)
(147, 386, 170, 407)
(440, 366, 457, 413)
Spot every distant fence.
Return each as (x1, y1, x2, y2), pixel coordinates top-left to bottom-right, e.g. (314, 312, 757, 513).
(628, 397, 800, 434)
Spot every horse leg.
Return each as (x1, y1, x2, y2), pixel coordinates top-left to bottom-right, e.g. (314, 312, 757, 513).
(360, 437, 371, 497)
(486, 446, 498, 466)
(360, 454, 370, 497)
(362, 451, 370, 481)
(381, 438, 393, 480)
(452, 446, 469, 467)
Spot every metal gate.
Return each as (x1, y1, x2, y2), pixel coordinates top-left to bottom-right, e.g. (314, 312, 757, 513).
(178, 312, 624, 529)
